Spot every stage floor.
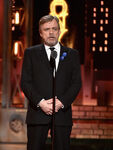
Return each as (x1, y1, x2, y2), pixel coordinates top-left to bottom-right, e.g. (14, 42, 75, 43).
(1, 139, 113, 150)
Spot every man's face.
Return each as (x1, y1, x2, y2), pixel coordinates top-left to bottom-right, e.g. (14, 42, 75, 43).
(39, 19, 60, 46)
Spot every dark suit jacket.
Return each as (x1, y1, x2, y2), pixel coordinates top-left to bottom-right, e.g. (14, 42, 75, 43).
(21, 43, 81, 126)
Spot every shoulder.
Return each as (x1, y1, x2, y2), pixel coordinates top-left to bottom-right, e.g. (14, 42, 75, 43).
(60, 44, 80, 64)
(61, 44, 79, 56)
(25, 44, 43, 53)
(23, 44, 44, 58)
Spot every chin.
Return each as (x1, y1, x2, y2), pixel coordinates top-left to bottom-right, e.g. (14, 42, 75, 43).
(47, 41, 57, 47)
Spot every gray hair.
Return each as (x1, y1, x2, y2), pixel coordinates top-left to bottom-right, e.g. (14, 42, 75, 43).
(39, 15, 60, 30)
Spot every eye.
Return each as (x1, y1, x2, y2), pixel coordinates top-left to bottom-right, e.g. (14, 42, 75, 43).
(44, 28, 49, 31)
(53, 27, 58, 31)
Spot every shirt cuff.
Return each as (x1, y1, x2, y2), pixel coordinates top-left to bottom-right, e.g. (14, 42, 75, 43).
(37, 99, 45, 107)
(62, 105, 64, 109)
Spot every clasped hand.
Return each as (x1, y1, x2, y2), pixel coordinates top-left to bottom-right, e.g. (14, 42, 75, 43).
(39, 98, 63, 115)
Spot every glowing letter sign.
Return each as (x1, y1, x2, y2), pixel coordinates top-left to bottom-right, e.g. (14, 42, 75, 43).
(50, 0, 68, 41)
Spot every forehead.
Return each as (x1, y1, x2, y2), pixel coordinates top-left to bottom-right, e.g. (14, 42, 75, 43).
(41, 19, 59, 28)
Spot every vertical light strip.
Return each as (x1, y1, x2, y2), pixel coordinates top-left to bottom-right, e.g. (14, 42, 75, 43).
(92, 0, 109, 52)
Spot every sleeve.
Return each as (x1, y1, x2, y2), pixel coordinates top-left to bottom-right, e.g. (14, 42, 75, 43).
(21, 49, 43, 107)
(58, 51, 82, 109)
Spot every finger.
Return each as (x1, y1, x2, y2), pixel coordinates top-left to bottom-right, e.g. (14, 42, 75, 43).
(47, 99, 53, 104)
(48, 112, 52, 115)
(55, 107, 58, 112)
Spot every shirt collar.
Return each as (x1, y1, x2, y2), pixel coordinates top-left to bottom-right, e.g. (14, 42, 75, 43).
(44, 42, 60, 51)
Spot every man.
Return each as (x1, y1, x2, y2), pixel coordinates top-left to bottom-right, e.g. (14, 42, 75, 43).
(21, 15, 81, 150)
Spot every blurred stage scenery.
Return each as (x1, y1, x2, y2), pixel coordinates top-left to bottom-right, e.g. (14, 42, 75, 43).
(0, 0, 113, 150)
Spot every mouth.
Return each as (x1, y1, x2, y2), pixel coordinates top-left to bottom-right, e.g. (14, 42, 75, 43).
(49, 37, 55, 39)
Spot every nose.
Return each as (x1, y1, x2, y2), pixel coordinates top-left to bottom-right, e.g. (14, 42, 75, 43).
(49, 28, 54, 34)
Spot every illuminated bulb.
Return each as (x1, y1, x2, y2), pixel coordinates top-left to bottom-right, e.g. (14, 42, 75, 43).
(93, 33, 96, 38)
(105, 13, 109, 17)
(100, 19, 104, 24)
(92, 40, 96, 44)
(104, 47, 108, 52)
(105, 8, 109, 12)
(93, 20, 96, 24)
(105, 33, 108, 38)
(99, 46, 103, 52)
(93, 8, 96, 12)
(15, 11, 19, 24)
(105, 20, 108, 24)
(100, 1, 104, 5)
(100, 26, 103, 31)
(92, 46, 96, 52)
(100, 8, 104, 12)
(12, 5, 15, 8)
(14, 42, 19, 55)
(12, 19, 15, 24)
(104, 40, 108, 45)
(93, 13, 96, 17)
(12, 26, 15, 31)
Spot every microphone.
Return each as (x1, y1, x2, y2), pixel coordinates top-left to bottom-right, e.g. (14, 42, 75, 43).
(50, 50, 57, 70)
(51, 50, 57, 59)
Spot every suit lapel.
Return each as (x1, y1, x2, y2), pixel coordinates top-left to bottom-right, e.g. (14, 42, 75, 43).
(57, 44, 69, 74)
(38, 44, 69, 74)
(39, 44, 52, 71)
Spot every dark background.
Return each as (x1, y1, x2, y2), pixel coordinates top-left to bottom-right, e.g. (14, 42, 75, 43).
(32, 0, 113, 69)
(32, 0, 85, 64)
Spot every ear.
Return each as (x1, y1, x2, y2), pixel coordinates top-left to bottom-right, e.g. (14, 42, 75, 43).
(39, 31, 42, 38)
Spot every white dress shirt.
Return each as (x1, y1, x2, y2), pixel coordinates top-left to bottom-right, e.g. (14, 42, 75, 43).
(44, 42, 60, 71)
(37, 42, 64, 108)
